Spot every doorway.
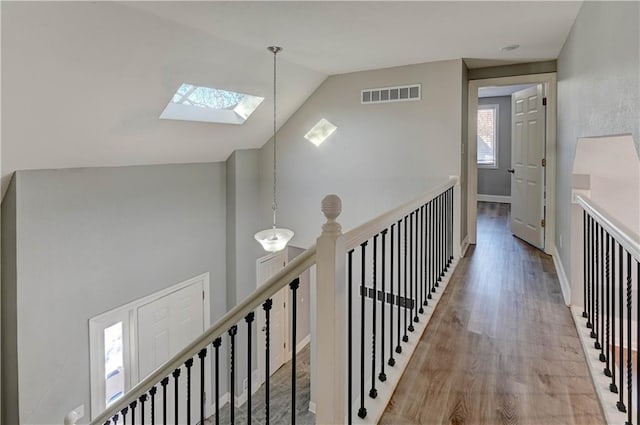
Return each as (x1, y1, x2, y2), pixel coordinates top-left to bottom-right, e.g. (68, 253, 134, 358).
(468, 73, 557, 254)
(256, 250, 289, 386)
(89, 273, 211, 420)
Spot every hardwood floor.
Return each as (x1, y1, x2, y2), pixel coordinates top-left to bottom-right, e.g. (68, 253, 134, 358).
(379, 202, 605, 425)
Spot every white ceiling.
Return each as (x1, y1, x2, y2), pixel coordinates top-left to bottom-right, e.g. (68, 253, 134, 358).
(1, 1, 582, 193)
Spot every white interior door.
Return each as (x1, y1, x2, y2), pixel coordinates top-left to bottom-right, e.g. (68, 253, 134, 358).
(137, 281, 205, 424)
(510, 84, 546, 249)
(257, 250, 289, 385)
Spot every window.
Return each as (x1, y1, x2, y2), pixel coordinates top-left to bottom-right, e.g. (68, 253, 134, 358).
(477, 104, 499, 167)
(304, 118, 337, 146)
(159, 83, 264, 125)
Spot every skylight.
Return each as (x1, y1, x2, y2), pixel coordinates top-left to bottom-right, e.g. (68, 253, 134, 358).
(160, 83, 264, 125)
(305, 119, 337, 146)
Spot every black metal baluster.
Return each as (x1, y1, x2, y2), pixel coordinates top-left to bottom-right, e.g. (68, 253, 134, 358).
(263, 299, 272, 425)
(113, 414, 119, 425)
(246, 312, 255, 425)
(600, 226, 605, 358)
(149, 386, 156, 425)
(587, 216, 594, 329)
(605, 233, 612, 374)
(185, 358, 193, 424)
(161, 377, 169, 425)
(418, 206, 424, 313)
(448, 188, 453, 265)
(198, 349, 207, 425)
(591, 223, 600, 340)
(380, 229, 388, 381)
(409, 212, 415, 332)
(122, 406, 128, 425)
(140, 395, 146, 425)
(347, 250, 354, 425)
(229, 326, 237, 425)
(172, 368, 180, 425)
(441, 192, 445, 279)
(429, 200, 434, 298)
(413, 210, 419, 321)
(130, 401, 137, 425)
(626, 251, 632, 425)
(583, 210, 588, 319)
(389, 224, 396, 367)
(396, 219, 402, 353)
(611, 241, 618, 393)
(370, 234, 378, 398)
(290, 278, 300, 425)
(437, 193, 442, 283)
(423, 204, 428, 308)
(213, 337, 222, 425)
(618, 243, 626, 413)
(358, 241, 368, 419)
(403, 215, 409, 342)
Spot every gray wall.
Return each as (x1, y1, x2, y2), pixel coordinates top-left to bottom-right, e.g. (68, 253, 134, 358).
(225, 149, 263, 395)
(477, 96, 512, 197)
(556, 1, 639, 279)
(259, 59, 465, 248)
(3, 163, 227, 424)
(1, 177, 18, 425)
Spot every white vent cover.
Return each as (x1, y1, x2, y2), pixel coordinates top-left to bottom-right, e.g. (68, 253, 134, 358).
(361, 84, 421, 104)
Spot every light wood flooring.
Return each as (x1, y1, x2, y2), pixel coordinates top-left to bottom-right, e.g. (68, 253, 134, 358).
(380, 202, 605, 425)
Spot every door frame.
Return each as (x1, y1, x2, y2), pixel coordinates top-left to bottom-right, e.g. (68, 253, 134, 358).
(467, 72, 557, 255)
(255, 250, 289, 387)
(89, 273, 211, 419)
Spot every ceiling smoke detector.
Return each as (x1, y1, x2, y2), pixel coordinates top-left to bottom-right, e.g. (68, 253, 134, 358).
(500, 44, 520, 52)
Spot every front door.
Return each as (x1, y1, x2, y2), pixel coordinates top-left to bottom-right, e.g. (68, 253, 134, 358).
(137, 280, 205, 424)
(256, 250, 289, 385)
(510, 84, 546, 249)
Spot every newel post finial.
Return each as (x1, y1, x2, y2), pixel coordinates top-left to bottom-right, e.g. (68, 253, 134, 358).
(321, 194, 342, 234)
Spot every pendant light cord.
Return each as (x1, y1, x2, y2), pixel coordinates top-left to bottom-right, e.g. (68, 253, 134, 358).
(272, 47, 279, 229)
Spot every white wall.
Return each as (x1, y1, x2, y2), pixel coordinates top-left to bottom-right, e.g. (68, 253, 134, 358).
(2, 163, 227, 424)
(556, 1, 640, 281)
(258, 59, 465, 248)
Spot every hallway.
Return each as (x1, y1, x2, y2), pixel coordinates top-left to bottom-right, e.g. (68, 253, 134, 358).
(380, 202, 605, 424)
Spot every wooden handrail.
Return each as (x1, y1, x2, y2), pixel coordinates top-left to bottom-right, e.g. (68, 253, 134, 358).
(344, 177, 458, 250)
(577, 194, 640, 261)
(90, 246, 317, 425)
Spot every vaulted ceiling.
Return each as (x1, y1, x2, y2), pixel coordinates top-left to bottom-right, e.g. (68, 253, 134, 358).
(1, 1, 582, 193)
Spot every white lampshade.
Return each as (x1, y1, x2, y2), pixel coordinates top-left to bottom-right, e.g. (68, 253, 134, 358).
(254, 227, 294, 252)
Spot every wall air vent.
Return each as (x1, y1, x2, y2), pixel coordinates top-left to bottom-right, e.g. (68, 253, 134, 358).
(361, 84, 421, 104)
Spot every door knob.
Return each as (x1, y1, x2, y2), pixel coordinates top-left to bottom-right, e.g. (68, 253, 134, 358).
(507, 169, 515, 174)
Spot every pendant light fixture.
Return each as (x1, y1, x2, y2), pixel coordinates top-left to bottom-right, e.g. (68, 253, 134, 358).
(254, 46, 294, 252)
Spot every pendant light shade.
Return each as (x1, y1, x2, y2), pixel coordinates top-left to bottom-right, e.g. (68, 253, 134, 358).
(255, 46, 294, 252)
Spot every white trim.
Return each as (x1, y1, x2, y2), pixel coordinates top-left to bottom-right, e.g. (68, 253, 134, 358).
(308, 401, 316, 414)
(576, 195, 640, 261)
(476, 194, 511, 204)
(468, 73, 557, 255)
(296, 334, 311, 354)
(460, 235, 470, 257)
(552, 245, 570, 306)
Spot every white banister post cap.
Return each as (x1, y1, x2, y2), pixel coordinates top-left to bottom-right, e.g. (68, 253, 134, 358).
(321, 194, 342, 220)
(321, 194, 342, 234)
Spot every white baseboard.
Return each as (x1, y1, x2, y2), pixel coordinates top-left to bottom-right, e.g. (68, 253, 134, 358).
(552, 245, 570, 306)
(296, 334, 311, 354)
(460, 236, 470, 257)
(308, 401, 316, 414)
(477, 194, 511, 203)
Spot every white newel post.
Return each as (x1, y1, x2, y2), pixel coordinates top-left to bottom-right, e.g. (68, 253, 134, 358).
(314, 194, 347, 424)
(451, 175, 462, 259)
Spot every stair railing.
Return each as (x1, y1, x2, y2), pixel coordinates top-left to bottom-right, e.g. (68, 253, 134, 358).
(86, 176, 460, 425)
(576, 194, 640, 425)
